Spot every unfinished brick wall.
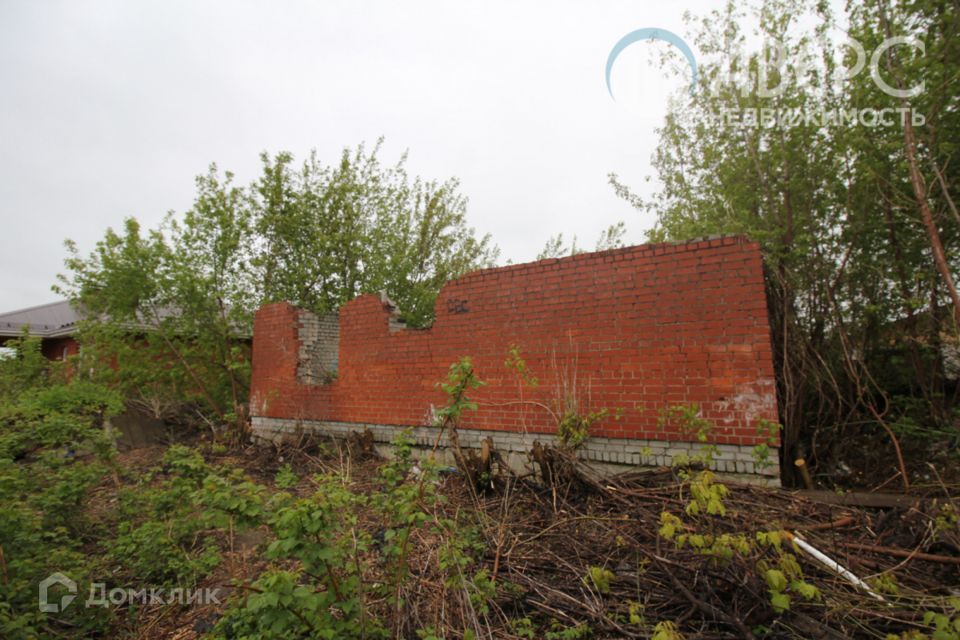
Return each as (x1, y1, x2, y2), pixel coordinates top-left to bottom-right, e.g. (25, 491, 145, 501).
(296, 311, 340, 384)
(250, 236, 780, 477)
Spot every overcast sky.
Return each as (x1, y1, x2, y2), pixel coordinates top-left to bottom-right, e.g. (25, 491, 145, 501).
(1, 0, 733, 311)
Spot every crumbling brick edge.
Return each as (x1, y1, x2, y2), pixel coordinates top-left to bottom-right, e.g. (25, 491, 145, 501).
(251, 416, 781, 487)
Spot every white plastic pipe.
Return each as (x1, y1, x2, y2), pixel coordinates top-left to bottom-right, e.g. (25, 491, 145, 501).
(784, 531, 887, 603)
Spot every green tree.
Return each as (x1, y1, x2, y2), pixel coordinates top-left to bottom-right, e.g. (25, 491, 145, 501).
(536, 221, 628, 259)
(59, 168, 255, 433)
(252, 141, 499, 327)
(58, 142, 498, 432)
(611, 0, 959, 484)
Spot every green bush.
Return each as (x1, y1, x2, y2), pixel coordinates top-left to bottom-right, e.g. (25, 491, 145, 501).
(0, 338, 123, 638)
(110, 520, 220, 588)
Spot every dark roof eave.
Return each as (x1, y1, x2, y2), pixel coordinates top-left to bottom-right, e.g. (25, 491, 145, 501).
(0, 327, 76, 339)
(0, 325, 250, 340)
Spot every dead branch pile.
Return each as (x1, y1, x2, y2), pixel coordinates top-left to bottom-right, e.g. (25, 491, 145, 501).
(139, 437, 959, 640)
(392, 445, 960, 639)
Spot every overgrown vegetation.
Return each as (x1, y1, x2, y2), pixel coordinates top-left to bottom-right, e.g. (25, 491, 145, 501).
(610, 0, 960, 485)
(0, 338, 956, 638)
(56, 140, 498, 434)
(3, 1, 959, 635)
(0, 335, 264, 637)
(0, 335, 120, 637)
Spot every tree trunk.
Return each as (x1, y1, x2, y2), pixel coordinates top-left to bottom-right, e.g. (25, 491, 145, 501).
(878, 0, 960, 326)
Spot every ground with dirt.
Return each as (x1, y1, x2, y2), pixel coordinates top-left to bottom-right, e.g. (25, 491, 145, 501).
(87, 431, 960, 640)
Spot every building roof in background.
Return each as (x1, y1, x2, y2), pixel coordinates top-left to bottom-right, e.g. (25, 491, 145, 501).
(0, 300, 83, 338)
(0, 299, 251, 340)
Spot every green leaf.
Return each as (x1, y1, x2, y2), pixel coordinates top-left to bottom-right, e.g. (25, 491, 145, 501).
(790, 580, 821, 601)
(769, 591, 791, 613)
(764, 569, 788, 592)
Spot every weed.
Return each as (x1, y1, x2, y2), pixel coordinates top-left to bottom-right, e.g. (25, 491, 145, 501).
(658, 404, 716, 467)
(505, 344, 539, 388)
(751, 420, 781, 472)
(652, 620, 685, 640)
(582, 565, 615, 595)
(558, 407, 607, 449)
(274, 463, 299, 489)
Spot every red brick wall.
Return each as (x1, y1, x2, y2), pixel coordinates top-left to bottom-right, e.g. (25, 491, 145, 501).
(250, 237, 779, 446)
(41, 337, 80, 361)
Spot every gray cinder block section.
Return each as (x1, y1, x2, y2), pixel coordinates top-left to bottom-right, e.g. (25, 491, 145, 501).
(297, 310, 340, 384)
(251, 416, 781, 487)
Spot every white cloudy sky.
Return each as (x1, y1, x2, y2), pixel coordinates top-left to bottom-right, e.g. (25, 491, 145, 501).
(1, 0, 738, 310)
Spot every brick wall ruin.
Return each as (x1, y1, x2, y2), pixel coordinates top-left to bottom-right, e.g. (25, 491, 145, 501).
(296, 311, 340, 384)
(249, 236, 781, 481)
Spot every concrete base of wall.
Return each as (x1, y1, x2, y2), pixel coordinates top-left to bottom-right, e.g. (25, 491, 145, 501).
(251, 416, 781, 487)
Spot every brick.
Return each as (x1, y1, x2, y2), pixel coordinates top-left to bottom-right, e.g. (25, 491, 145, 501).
(249, 237, 780, 479)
